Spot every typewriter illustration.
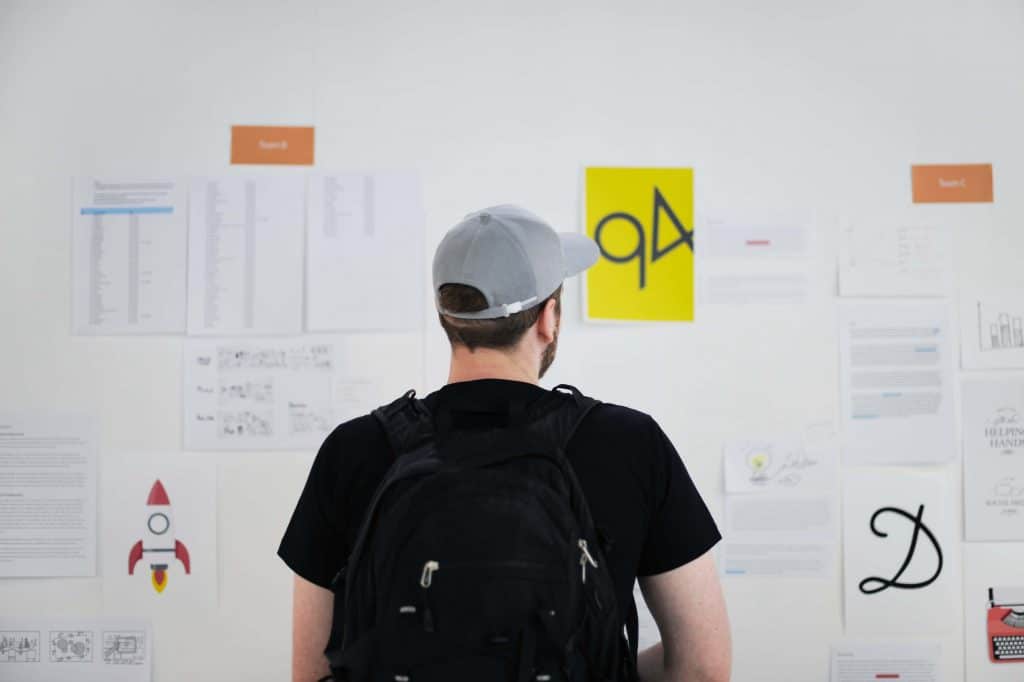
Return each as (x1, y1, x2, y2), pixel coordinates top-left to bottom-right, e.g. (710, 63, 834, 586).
(988, 587, 1024, 663)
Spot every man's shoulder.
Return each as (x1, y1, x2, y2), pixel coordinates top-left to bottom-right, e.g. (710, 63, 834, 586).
(311, 412, 390, 481)
(571, 394, 666, 451)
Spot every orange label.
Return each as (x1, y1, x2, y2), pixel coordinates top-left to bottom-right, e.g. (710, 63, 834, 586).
(230, 125, 315, 165)
(912, 164, 993, 203)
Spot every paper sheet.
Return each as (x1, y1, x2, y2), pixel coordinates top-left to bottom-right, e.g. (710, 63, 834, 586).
(71, 178, 187, 334)
(183, 337, 375, 451)
(843, 469, 955, 635)
(187, 176, 305, 335)
(839, 302, 956, 465)
(960, 290, 1024, 370)
(101, 453, 217, 611)
(307, 173, 425, 331)
(721, 437, 838, 578)
(830, 641, 941, 682)
(961, 380, 1024, 541)
(699, 216, 810, 305)
(0, 413, 96, 577)
(838, 221, 952, 298)
(0, 618, 151, 681)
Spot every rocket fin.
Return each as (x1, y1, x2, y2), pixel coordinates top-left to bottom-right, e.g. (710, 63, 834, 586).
(175, 539, 191, 574)
(128, 540, 143, 575)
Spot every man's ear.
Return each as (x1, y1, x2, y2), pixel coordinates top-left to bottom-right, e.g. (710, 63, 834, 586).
(536, 298, 559, 344)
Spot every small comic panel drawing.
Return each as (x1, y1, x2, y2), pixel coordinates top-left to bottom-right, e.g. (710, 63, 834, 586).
(218, 410, 273, 437)
(0, 631, 40, 662)
(49, 631, 92, 663)
(103, 631, 145, 665)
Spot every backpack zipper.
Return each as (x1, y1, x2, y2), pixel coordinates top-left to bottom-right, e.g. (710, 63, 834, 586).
(420, 560, 440, 588)
(420, 560, 439, 632)
(579, 539, 598, 584)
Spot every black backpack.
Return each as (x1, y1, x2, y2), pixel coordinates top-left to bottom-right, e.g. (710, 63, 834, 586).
(325, 384, 635, 682)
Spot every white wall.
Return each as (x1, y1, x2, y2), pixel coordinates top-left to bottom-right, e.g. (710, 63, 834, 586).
(1, 1, 1023, 680)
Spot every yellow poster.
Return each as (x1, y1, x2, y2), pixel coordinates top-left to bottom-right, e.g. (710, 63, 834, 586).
(584, 167, 694, 321)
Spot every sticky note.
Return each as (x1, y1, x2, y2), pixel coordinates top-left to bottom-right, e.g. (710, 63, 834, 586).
(230, 125, 315, 166)
(912, 164, 993, 203)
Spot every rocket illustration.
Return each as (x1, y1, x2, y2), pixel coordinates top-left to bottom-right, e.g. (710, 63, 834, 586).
(128, 480, 191, 593)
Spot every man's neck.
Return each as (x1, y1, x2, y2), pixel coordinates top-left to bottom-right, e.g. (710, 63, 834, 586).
(447, 347, 538, 386)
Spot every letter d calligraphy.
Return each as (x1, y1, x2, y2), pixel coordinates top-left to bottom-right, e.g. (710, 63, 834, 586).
(858, 504, 944, 595)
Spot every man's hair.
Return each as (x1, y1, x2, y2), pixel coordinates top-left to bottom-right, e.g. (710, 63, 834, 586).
(437, 284, 562, 351)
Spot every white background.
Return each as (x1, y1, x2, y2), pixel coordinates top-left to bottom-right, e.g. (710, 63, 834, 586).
(1, 1, 1023, 680)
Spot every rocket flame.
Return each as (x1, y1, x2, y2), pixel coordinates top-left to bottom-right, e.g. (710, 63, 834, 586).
(151, 568, 167, 593)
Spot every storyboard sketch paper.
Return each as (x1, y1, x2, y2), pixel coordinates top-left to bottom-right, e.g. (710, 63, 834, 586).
(72, 178, 187, 334)
(187, 176, 305, 335)
(0, 413, 96, 577)
(843, 469, 955, 636)
(830, 641, 941, 682)
(960, 290, 1024, 370)
(307, 173, 425, 331)
(839, 302, 956, 465)
(184, 337, 375, 450)
(963, 543, 1024, 679)
(101, 453, 217, 611)
(961, 380, 1024, 541)
(699, 215, 810, 305)
(838, 221, 952, 298)
(0, 617, 152, 682)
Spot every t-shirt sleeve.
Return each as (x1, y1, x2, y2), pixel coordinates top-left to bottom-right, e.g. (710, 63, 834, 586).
(636, 419, 721, 577)
(277, 432, 347, 589)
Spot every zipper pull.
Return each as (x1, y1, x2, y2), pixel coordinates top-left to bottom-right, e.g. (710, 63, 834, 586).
(578, 539, 598, 584)
(420, 560, 440, 589)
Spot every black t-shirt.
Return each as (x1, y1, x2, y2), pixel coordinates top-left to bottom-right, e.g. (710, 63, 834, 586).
(278, 379, 721, 660)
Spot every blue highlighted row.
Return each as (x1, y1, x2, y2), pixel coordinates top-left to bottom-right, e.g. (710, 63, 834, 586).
(81, 206, 174, 215)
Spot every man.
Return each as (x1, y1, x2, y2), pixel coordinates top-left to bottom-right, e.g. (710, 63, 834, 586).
(279, 205, 731, 682)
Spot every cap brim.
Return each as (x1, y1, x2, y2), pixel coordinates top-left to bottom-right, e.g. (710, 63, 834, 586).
(559, 232, 600, 278)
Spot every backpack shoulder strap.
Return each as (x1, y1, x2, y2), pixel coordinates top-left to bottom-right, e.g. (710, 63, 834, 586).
(526, 383, 600, 451)
(371, 389, 434, 457)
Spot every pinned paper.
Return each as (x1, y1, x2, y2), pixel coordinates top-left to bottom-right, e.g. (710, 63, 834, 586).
(584, 167, 694, 322)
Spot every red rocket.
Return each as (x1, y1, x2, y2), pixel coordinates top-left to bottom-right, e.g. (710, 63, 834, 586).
(128, 480, 191, 593)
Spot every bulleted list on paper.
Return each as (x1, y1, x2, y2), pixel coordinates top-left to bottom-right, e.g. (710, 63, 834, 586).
(187, 176, 305, 335)
(0, 413, 96, 577)
(72, 178, 187, 334)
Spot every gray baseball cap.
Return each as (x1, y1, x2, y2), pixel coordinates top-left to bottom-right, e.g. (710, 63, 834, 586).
(433, 205, 599, 320)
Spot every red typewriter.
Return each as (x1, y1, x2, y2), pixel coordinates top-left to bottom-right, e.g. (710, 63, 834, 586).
(988, 587, 1024, 663)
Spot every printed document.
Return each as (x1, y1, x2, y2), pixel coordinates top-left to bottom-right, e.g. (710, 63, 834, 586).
(699, 215, 810, 305)
(839, 221, 952, 297)
(721, 437, 838, 578)
(72, 178, 187, 334)
(307, 173, 425, 331)
(0, 413, 96, 577)
(187, 176, 305, 335)
(830, 641, 940, 682)
(839, 302, 955, 465)
(961, 380, 1024, 541)
(0, 617, 151, 681)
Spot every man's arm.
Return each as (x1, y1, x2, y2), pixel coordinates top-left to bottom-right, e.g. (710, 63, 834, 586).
(636, 549, 731, 682)
(292, 574, 334, 682)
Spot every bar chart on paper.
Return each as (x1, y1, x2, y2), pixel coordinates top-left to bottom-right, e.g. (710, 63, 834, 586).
(961, 291, 1024, 370)
(978, 303, 1024, 352)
